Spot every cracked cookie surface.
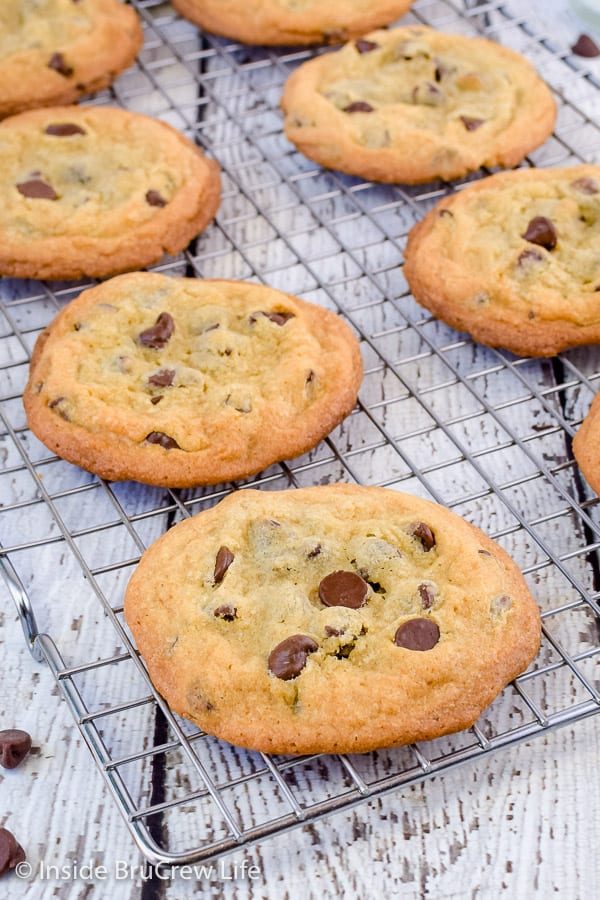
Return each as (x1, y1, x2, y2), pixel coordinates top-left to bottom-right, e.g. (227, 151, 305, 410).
(24, 273, 363, 487)
(172, 0, 414, 46)
(281, 26, 556, 183)
(124, 484, 541, 754)
(404, 165, 600, 356)
(0, 0, 143, 118)
(0, 105, 220, 279)
(574, 392, 600, 496)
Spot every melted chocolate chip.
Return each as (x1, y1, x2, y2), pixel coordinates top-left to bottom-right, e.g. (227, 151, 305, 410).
(325, 625, 344, 637)
(0, 828, 26, 876)
(249, 310, 296, 326)
(460, 116, 484, 131)
(145, 189, 167, 207)
(522, 216, 557, 250)
(571, 176, 599, 194)
(148, 369, 175, 387)
(145, 431, 180, 449)
(571, 33, 600, 57)
(355, 39, 379, 54)
(214, 603, 237, 621)
(48, 52, 73, 77)
(318, 570, 369, 609)
(410, 522, 436, 551)
(268, 634, 318, 680)
(16, 178, 58, 200)
(394, 618, 440, 651)
(45, 123, 86, 136)
(343, 101, 375, 113)
(0, 729, 32, 769)
(418, 583, 436, 610)
(214, 546, 234, 584)
(138, 312, 175, 349)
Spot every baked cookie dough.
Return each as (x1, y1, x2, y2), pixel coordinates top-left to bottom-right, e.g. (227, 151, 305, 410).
(124, 484, 541, 754)
(0, 0, 143, 118)
(172, 0, 414, 46)
(24, 273, 363, 487)
(404, 166, 600, 356)
(281, 26, 556, 183)
(0, 105, 220, 280)
(573, 392, 600, 495)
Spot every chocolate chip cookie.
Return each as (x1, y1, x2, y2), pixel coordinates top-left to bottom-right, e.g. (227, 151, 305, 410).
(172, 0, 414, 46)
(281, 26, 556, 184)
(124, 484, 541, 754)
(24, 273, 363, 487)
(0, 105, 220, 280)
(0, 0, 143, 118)
(404, 165, 600, 356)
(573, 392, 600, 496)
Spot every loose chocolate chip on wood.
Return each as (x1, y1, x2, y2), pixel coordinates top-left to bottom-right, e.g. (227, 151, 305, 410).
(138, 312, 175, 348)
(148, 369, 175, 387)
(343, 101, 375, 113)
(318, 570, 369, 609)
(214, 603, 237, 621)
(48, 52, 73, 77)
(45, 123, 86, 136)
(145, 431, 180, 449)
(268, 634, 318, 680)
(355, 39, 380, 54)
(522, 216, 557, 250)
(394, 618, 440, 651)
(214, 546, 234, 584)
(0, 828, 26, 876)
(145, 189, 167, 207)
(571, 33, 600, 57)
(0, 729, 32, 769)
(16, 178, 58, 200)
(460, 116, 484, 131)
(409, 522, 436, 551)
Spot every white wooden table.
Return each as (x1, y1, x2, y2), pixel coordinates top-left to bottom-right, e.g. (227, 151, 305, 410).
(2, 1, 600, 897)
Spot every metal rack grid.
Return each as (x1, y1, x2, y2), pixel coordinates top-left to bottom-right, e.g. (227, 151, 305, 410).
(1, 0, 600, 866)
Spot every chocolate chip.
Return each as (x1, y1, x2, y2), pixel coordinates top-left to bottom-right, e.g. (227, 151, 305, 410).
(355, 39, 379, 54)
(0, 729, 32, 769)
(145, 190, 167, 208)
(0, 828, 26, 876)
(307, 544, 322, 559)
(306, 370, 317, 384)
(214, 603, 237, 621)
(418, 583, 436, 610)
(478, 548, 492, 557)
(394, 618, 440, 651)
(145, 431, 180, 449)
(491, 594, 513, 615)
(323, 29, 347, 44)
(214, 546, 234, 584)
(343, 101, 375, 113)
(517, 248, 544, 266)
(522, 216, 557, 250)
(45, 123, 86, 136)
(16, 178, 58, 200)
(438, 208, 454, 218)
(249, 310, 296, 326)
(409, 522, 436, 551)
(48, 397, 70, 420)
(460, 116, 484, 131)
(150, 396, 163, 405)
(571, 176, 599, 194)
(48, 52, 73, 77)
(138, 312, 175, 349)
(318, 570, 369, 609)
(148, 369, 175, 387)
(268, 634, 318, 680)
(571, 33, 600, 57)
(325, 625, 344, 637)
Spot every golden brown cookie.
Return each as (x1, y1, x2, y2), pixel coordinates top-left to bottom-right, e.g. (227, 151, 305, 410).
(172, 0, 414, 46)
(281, 25, 556, 183)
(0, 0, 143, 118)
(573, 392, 600, 495)
(404, 166, 600, 356)
(124, 484, 541, 755)
(0, 105, 220, 280)
(24, 273, 363, 487)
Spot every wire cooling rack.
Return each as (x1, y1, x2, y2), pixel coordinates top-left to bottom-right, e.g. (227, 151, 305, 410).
(1, 0, 600, 867)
